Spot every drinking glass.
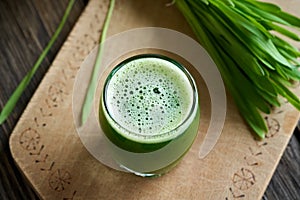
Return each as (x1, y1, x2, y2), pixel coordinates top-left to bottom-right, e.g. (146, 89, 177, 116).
(99, 54, 200, 177)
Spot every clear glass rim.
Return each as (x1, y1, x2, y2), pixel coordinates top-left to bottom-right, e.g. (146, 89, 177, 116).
(102, 54, 198, 142)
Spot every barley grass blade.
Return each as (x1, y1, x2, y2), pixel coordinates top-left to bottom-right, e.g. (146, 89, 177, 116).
(0, 0, 76, 125)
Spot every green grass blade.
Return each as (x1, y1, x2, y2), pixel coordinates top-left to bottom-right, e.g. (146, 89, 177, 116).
(80, 0, 115, 125)
(242, 0, 300, 27)
(256, 87, 280, 107)
(275, 12, 300, 27)
(277, 49, 300, 66)
(242, 0, 281, 13)
(0, 0, 76, 125)
(263, 21, 300, 41)
(272, 75, 300, 110)
(217, 44, 269, 136)
(272, 36, 300, 58)
(239, 1, 294, 26)
(282, 67, 300, 80)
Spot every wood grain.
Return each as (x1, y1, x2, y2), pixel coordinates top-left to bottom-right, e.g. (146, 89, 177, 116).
(1, 0, 300, 199)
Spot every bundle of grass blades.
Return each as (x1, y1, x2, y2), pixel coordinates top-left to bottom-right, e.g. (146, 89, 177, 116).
(176, 0, 300, 138)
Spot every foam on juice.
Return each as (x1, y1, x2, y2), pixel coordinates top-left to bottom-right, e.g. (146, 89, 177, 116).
(104, 57, 194, 143)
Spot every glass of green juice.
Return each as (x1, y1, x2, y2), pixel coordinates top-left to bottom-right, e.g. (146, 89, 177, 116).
(99, 54, 200, 177)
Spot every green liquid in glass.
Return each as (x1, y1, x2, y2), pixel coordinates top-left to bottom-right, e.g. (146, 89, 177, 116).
(100, 54, 200, 176)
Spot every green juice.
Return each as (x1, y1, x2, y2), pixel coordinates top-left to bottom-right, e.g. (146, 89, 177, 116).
(100, 54, 200, 176)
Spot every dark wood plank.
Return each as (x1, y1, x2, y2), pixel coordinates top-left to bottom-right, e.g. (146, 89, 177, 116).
(263, 131, 300, 200)
(0, 0, 87, 199)
(0, 0, 299, 199)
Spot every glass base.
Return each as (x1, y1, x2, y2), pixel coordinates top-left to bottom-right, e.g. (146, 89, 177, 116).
(120, 165, 164, 178)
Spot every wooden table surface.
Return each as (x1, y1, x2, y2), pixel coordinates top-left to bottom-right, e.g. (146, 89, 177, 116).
(0, 0, 299, 199)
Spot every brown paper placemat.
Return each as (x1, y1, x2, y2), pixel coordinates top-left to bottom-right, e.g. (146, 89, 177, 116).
(10, 0, 300, 199)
